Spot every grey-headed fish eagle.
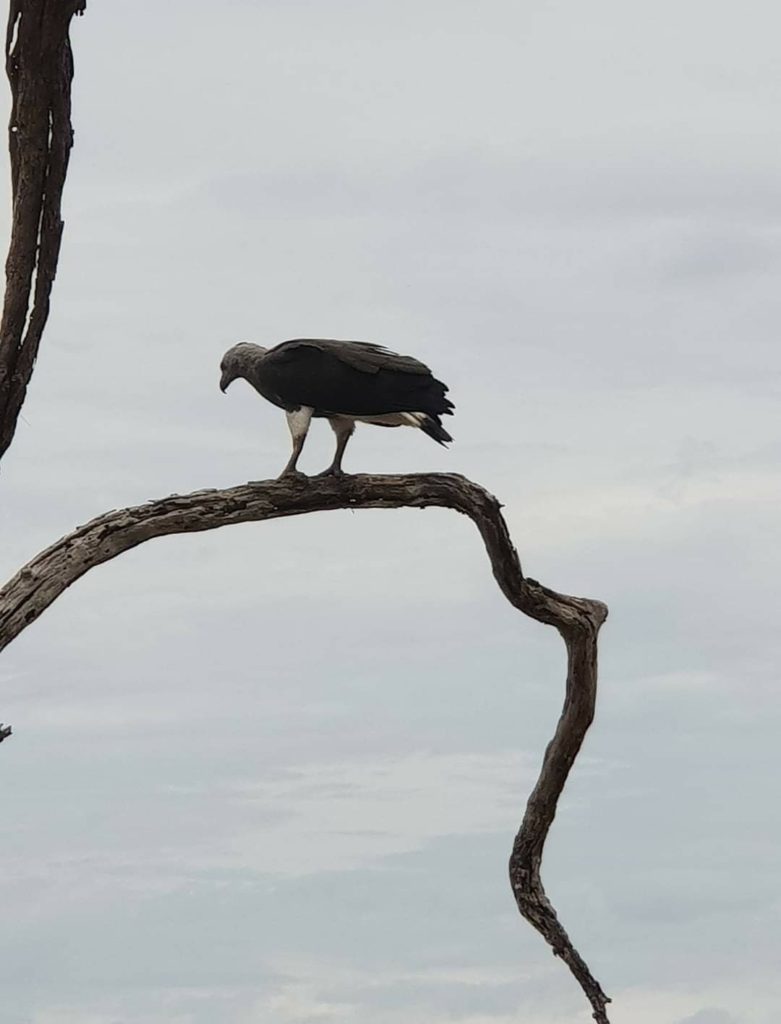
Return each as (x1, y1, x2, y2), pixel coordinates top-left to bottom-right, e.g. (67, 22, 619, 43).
(219, 338, 454, 478)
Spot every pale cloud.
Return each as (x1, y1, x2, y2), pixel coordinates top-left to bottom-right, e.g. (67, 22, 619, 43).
(675, 1011, 739, 1024)
(218, 750, 541, 874)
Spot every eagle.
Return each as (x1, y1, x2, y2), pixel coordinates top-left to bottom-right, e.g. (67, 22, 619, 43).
(219, 338, 454, 477)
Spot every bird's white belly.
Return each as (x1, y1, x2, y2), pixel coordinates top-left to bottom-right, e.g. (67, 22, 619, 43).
(351, 412, 425, 427)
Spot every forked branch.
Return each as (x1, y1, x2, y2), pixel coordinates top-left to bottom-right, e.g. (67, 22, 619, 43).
(0, 471, 610, 1020)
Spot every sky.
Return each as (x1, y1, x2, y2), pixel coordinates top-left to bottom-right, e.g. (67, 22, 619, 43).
(0, 1, 780, 1022)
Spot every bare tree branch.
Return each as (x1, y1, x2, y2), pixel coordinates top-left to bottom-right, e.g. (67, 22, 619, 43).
(0, 471, 610, 1020)
(0, 7, 614, 1017)
(0, 0, 84, 464)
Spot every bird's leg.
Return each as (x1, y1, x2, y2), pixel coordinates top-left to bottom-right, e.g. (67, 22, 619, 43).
(279, 406, 314, 478)
(318, 418, 355, 476)
(280, 438, 306, 478)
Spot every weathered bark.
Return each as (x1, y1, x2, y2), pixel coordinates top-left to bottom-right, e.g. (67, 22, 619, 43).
(0, 0, 84, 463)
(0, 470, 610, 1021)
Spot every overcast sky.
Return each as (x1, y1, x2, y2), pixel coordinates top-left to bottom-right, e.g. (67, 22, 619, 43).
(1, 2, 780, 1022)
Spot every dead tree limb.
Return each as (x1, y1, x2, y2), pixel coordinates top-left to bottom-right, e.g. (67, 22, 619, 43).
(0, 5, 613, 1016)
(0, 471, 610, 1020)
(0, 0, 84, 463)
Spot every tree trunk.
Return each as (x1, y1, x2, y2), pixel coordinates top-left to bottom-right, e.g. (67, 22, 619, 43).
(0, 0, 84, 463)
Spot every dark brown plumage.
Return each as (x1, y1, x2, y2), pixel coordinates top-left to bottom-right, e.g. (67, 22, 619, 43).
(220, 338, 454, 477)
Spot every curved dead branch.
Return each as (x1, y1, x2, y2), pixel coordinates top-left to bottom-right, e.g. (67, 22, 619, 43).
(0, 471, 610, 1020)
(0, 0, 84, 462)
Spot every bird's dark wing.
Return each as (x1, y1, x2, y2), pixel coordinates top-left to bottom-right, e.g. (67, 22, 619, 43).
(256, 340, 453, 418)
(272, 338, 431, 375)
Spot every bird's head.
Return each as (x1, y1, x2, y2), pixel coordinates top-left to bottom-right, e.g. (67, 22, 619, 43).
(219, 342, 268, 393)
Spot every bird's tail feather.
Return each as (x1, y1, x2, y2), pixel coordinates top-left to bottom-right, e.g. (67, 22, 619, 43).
(420, 415, 453, 446)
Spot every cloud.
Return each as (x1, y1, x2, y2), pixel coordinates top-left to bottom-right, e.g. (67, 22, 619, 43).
(675, 1010, 739, 1024)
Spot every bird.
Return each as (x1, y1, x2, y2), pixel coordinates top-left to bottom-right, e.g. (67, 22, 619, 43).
(219, 338, 454, 478)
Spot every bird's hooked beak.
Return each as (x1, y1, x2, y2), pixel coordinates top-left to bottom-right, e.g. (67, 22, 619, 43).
(219, 370, 232, 394)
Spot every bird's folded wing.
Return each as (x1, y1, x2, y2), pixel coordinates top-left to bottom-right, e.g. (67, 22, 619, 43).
(270, 339, 431, 375)
(257, 342, 449, 417)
